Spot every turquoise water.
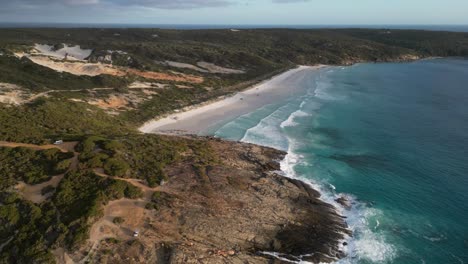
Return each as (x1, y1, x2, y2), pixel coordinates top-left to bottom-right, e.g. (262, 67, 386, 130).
(211, 59, 468, 263)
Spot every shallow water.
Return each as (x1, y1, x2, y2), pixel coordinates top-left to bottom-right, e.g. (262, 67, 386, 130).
(209, 59, 468, 264)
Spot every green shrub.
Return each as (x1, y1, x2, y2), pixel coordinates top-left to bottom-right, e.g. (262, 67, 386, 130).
(112, 217, 124, 225)
(54, 159, 72, 173)
(103, 158, 130, 177)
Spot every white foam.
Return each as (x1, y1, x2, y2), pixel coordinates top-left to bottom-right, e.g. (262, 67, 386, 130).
(241, 104, 295, 150)
(233, 66, 396, 263)
(313, 70, 346, 101)
(278, 135, 396, 264)
(280, 110, 310, 128)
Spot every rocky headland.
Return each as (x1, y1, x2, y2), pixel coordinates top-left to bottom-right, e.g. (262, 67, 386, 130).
(70, 137, 350, 264)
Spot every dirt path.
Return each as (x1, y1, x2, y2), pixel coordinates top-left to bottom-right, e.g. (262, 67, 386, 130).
(15, 175, 64, 203)
(93, 169, 159, 200)
(81, 198, 148, 264)
(25, 87, 115, 103)
(0, 141, 73, 152)
(52, 248, 74, 264)
(1, 141, 79, 203)
(80, 169, 160, 262)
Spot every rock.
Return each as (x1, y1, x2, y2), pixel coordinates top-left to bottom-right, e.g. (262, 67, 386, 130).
(76, 137, 349, 264)
(335, 196, 352, 209)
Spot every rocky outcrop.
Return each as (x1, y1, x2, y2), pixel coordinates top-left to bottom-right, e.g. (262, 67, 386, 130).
(81, 137, 350, 263)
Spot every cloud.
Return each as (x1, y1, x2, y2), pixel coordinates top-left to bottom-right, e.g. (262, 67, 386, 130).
(107, 0, 232, 9)
(0, 0, 232, 9)
(0, 0, 309, 13)
(67, 0, 100, 4)
(0, 0, 99, 7)
(272, 0, 309, 2)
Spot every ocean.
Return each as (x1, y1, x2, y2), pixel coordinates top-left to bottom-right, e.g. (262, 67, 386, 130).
(210, 59, 468, 263)
(1, 23, 468, 32)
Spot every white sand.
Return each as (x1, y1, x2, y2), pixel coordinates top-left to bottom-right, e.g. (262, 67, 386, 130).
(139, 65, 325, 134)
(196, 62, 245, 74)
(34, 44, 93, 60)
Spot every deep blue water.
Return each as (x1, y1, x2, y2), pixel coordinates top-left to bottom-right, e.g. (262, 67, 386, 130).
(213, 59, 468, 263)
(1, 23, 468, 32)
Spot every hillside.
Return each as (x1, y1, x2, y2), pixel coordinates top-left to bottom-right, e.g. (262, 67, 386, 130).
(1, 28, 468, 126)
(0, 28, 467, 263)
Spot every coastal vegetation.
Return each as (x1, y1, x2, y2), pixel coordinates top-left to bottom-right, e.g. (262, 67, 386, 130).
(1, 28, 468, 126)
(0, 28, 467, 263)
(0, 147, 73, 189)
(0, 133, 223, 263)
(0, 99, 132, 144)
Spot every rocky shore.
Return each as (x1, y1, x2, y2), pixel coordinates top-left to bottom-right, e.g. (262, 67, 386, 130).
(82, 137, 350, 263)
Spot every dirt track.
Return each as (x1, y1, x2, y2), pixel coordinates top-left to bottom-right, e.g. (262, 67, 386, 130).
(1, 141, 79, 203)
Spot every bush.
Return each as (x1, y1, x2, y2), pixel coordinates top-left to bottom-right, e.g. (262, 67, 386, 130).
(103, 158, 130, 177)
(0, 146, 74, 188)
(54, 159, 72, 173)
(112, 217, 124, 225)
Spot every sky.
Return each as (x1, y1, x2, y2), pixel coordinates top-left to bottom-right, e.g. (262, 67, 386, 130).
(1, 0, 468, 25)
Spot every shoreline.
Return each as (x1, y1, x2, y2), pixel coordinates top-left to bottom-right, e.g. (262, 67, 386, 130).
(139, 65, 326, 134)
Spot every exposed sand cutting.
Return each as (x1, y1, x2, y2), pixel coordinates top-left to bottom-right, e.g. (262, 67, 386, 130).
(28, 56, 125, 76)
(197, 61, 245, 74)
(159, 60, 245, 74)
(0, 91, 25, 105)
(87, 91, 155, 112)
(141, 89, 158, 95)
(128, 81, 167, 89)
(25, 55, 204, 83)
(163, 61, 208, 73)
(34, 44, 92, 60)
(126, 68, 204, 83)
(88, 95, 130, 110)
(175, 84, 193, 89)
(0, 83, 120, 106)
(0, 83, 28, 105)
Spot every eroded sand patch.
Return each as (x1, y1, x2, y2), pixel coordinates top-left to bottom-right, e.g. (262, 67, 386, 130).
(34, 44, 92, 60)
(89, 199, 148, 242)
(0, 83, 29, 105)
(28, 56, 125, 76)
(160, 60, 208, 73)
(86, 91, 157, 113)
(159, 60, 245, 74)
(26, 55, 204, 83)
(128, 81, 167, 89)
(88, 95, 130, 110)
(15, 175, 64, 204)
(126, 68, 203, 83)
(197, 61, 245, 74)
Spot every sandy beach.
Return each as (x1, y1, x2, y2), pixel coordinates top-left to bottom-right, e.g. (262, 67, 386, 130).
(139, 65, 326, 134)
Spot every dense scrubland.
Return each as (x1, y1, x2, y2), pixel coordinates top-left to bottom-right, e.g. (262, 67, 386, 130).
(1, 28, 468, 126)
(0, 28, 467, 263)
(0, 134, 219, 263)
